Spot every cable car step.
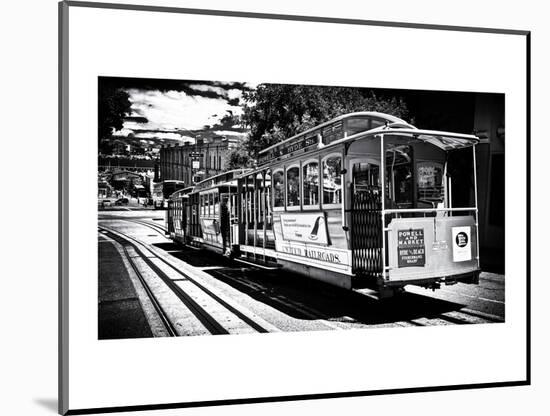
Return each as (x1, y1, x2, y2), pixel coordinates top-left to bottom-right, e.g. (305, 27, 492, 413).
(233, 256, 281, 270)
(352, 286, 401, 300)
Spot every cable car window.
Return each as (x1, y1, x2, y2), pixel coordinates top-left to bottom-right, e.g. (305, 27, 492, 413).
(416, 161, 444, 208)
(214, 192, 220, 215)
(385, 144, 413, 208)
(322, 121, 343, 145)
(257, 173, 264, 226)
(323, 156, 342, 205)
(371, 118, 385, 129)
(265, 170, 273, 229)
(303, 161, 319, 206)
(273, 170, 284, 207)
(346, 117, 371, 136)
(286, 166, 300, 207)
(352, 162, 380, 191)
(210, 193, 215, 215)
(248, 176, 255, 228)
(241, 186, 247, 224)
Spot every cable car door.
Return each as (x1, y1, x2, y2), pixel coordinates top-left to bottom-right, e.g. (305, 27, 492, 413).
(350, 161, 382, 276)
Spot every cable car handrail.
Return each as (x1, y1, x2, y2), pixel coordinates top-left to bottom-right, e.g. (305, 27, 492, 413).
(188, 179, 239, 195)
(382, 207, 477, 214)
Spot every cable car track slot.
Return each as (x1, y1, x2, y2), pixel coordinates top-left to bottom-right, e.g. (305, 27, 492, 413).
(99, 225, 274, 335)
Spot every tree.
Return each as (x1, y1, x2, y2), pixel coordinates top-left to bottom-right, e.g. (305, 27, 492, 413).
(98, 84, 132, 142)
(240, 84, 409, 157)
(225, 139, 255, 170)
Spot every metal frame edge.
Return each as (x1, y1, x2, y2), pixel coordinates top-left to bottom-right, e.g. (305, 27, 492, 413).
(59, 1, 70, 414)
(57, 1, 532, 413)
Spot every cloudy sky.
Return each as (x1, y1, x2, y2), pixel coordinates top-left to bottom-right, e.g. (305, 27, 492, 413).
(100, 77, 256, 143)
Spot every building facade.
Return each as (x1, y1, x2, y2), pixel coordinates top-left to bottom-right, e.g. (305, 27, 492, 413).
(159, 136, 241, 185)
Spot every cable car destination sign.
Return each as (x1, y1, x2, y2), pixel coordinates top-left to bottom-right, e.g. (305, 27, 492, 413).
(397, 228, 426, 267)
(258, 134, 320, 165)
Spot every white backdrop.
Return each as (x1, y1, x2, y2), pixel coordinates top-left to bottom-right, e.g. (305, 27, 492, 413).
(2, 0, 548, 415)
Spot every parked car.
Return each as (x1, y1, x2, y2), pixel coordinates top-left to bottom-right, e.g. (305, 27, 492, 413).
(115, 197, 129, 206)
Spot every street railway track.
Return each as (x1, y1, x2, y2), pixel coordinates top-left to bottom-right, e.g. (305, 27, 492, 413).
(100, 218, 504, 333)
(120, 242, 178, 337)
(123, 218, 168, 236)
(99, 225, 277, 336)
(123, 219, 504, 323)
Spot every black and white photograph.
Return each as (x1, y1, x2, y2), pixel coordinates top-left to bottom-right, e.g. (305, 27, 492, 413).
(50, 1, 534, 415)
(98, 76, 505, 339)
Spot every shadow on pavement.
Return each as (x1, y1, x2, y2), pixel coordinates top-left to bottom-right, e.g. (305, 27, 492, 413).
(155, 243, 471, 326)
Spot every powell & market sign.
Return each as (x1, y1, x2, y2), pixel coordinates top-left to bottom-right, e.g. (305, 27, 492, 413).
(397, 228, 426, 267)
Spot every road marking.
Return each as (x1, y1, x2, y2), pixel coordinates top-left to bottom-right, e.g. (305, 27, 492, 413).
(460, 308, 504, 322)
(441, 311, 490, 324)
(438, 288, 505, 304)
(409, 317, 454, 326)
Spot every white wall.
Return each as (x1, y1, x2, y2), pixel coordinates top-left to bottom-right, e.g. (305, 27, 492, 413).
(2, 0, 547, 415)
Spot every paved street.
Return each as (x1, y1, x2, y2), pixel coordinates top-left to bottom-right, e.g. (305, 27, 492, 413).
(98, 209, 504, 339)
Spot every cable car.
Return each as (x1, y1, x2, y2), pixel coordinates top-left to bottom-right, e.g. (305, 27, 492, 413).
(168, 112, 481, 298)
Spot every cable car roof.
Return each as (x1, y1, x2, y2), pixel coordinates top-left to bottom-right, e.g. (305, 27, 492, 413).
(169, 186, 194, 198)
(344, 127, 480, 150)
(258, 112, 410, 155)
(190, 168, 251, 193)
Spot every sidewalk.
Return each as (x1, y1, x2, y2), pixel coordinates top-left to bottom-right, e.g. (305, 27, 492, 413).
(98, 235, 153, 339)
(479, 271, 505, 283)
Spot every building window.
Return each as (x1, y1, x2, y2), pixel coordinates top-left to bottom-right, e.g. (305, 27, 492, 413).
(323, 156, 342, 205)
(286, 166, 300, 207)
(273, 170, 284, 207)
(302, 161, 319, 206)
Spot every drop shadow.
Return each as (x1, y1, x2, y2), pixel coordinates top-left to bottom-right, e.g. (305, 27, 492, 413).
(34, 398, 57, 413)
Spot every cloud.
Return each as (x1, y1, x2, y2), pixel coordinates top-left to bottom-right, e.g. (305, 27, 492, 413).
(134, 131, 194, 142)
(228, 89, 243, 99)
(212, 130, 247, 137)
(111, 128, 135, 137)
(188, 84, 227, 96)
(100, 78, 255, 142)
(126, 88, 244, 132)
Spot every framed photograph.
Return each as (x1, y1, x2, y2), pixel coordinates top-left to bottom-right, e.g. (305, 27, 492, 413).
(59, 1, 530, 414)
